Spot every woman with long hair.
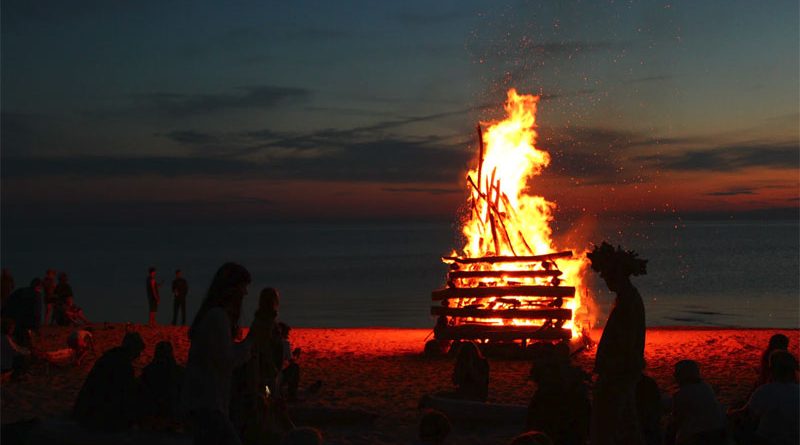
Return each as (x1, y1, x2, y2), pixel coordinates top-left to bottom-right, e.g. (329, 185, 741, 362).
(182, 262, 260, 445)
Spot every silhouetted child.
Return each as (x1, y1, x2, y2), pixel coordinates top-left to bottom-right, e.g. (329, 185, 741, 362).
(730, 350, 799, 445)
(637, 372, 664, 445)
(417, 409, 451, 445)
(140, 340, 185, 431)
(450, 341, 489, 402)
(526, 342, 591, 445)
(281, 347, 302, 402)
(55, 295, 90, 326)
(757, 333, 791, 387)
(73, 331, 146, 432)
(666, 360, 726, 445)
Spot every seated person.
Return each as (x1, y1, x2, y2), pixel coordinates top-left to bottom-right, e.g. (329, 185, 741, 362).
(54, 296, 89, 326)
(1, 317, 30, 380)
(67, 328, 95, 366)
(417, 409, 451, 445)
(140, 341, 184, 431)
(666, 360, 726, 445)
(526, 342, 590, 445)
(73, 331, 145, 432)
(757, 334, 791, 387)
(444, 341, 489, 402)
(730, 350, 799, 445)
(637, 372, 664, 445)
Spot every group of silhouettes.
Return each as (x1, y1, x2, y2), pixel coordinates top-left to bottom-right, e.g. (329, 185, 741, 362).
(1, 269, 91, 379)
(419, 242, 798, 445)
(70, 262, 314, 445)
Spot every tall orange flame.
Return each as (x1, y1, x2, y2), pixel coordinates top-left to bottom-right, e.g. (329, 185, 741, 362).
(451, 88, 589, 338)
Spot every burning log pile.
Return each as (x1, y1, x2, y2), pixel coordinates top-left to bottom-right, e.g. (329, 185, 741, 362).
(430, 89, 589, 347)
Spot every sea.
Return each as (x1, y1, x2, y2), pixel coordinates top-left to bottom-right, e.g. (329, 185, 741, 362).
(1, 218, 798, 329)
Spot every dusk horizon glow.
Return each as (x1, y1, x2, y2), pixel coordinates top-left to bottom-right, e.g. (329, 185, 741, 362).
(2, 1, 798, 227)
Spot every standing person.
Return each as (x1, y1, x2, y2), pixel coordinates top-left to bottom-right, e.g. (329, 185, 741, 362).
(54, 272, 74, 311)
(172, 269, 189, 326)
(587, 242, 648, 445)
(0, 269, 14, 307)
(1, 278, 43, 347)
(42, 269, 58, 325)
(182, 262, 260, 445)
(146, 267, 161, 327)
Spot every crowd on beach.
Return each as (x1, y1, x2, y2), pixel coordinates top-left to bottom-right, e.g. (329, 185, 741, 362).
(1, 244, 798, 445)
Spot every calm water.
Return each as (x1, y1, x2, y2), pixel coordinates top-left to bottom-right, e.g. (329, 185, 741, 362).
(1, 219, 798, 329)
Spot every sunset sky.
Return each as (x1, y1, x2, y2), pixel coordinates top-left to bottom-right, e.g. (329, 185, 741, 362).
(2, 0, 798, 226)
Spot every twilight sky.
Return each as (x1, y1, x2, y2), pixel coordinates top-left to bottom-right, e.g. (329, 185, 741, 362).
(2, 0, 798, 225)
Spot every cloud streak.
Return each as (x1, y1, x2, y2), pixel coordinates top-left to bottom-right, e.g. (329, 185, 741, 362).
(636, 142, 799, 172)
(134, 85, 311, 117)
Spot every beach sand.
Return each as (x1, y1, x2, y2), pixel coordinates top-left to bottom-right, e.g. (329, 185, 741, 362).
(2, 325, 798, 444)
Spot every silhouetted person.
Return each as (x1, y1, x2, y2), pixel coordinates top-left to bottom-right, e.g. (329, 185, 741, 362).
(54, 295, 90, 326)
(67, 328, 94, 366)
(182, 262, 258, 445)
(666, 360, 726, 445)
(42, 269, 57, 325)
(526, 342, 591, 445)
(636, 373, 664, 445)
(1, 269, 14, 308)
(140, 341, 185, 431)
(1, 317, 31, 379)
(282, 347, 301, 402)
(451, 341, 489, 402)
(146, 267, 161, 326)
(417, 409, 451, 445)
(54, 272, 74, 308)
(73, 331, 146, 432)
(587, 242, 648, 445)
(1, 278, 43, 347)
(757, 333, 791, 387)
(172, 269, 189, 326)
(232, 287, 294, 444)
(731, 350, 799, 445)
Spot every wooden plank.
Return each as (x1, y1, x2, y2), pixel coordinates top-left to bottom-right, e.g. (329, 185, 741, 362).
(431, 285, 575, 301)
(442, 251, 573, 264)
(448, 270, 562, 280)
(431, 306, 572, 320)
(435, 325, 572, 341)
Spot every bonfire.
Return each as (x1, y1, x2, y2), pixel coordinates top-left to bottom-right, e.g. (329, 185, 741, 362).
(431, 89, 591, 349)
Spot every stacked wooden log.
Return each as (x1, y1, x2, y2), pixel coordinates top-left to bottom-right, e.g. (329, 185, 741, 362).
(431, 251, 575, 343)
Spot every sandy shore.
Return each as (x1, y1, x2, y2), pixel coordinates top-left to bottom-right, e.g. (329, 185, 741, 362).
(1, 325, 798, 444)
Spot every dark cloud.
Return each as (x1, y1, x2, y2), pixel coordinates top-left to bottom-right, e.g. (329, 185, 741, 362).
(163, 130, 220, 145)
(636, 142, 800, 172)
(382, 187, 461, 195)
(706, 188, 757, 196)
(135, 85, 311, 117)
(2, 135, 468, 183)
